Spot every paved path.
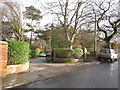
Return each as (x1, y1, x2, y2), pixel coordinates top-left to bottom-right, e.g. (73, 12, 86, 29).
(26, 61, 118, 88)
(2, 57, 99, 89)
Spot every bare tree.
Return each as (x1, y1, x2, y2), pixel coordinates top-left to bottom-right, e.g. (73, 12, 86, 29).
(1, 2, 23, 41)
(41, 0, 91, 49)
(92, 0, 120, 48)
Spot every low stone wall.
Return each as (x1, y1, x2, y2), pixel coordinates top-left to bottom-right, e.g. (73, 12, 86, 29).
(3, 61, 29, 76)
(53, 58, 79, 63)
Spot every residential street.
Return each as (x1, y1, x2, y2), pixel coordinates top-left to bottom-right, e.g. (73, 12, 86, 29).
(1, 0, 120, 90)
(26, 59, 119, 88)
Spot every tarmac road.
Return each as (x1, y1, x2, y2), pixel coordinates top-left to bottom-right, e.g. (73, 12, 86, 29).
(25, 58, 119, 88)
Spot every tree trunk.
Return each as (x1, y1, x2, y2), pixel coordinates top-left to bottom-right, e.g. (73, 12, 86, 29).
(69, 42, 73, 49)
(68, 34, 76, 49)
(30, 31, 32, 46)
(30, 21, 33, 46)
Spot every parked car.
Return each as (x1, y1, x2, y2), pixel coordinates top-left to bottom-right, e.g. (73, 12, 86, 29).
(98, 48, 118, 62)
(39, 52, 51, 57)
(39, 53, 46, 57)
(46, 52, 51, 57)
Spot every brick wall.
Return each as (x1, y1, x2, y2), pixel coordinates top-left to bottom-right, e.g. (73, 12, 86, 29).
(4, 62, 29, 75)
(0, 41, 8, 76)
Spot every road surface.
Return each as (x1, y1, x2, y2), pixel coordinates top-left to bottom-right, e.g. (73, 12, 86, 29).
(25, 60, 119, 88)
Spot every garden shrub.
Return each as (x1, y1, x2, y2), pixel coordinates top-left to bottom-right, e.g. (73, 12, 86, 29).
(8, 41, 30, 65)
(73, 48, 83, 59)
(54, 48, 73, 58)
(30, 46, 44, 58)
(35, 48, 43, 56)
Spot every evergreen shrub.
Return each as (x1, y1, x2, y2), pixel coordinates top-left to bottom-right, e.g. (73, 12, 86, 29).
(8, 41, 29, 65)
(54, 48, 73, 58)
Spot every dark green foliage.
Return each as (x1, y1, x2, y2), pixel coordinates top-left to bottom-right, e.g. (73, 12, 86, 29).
(24, 5, 42, 20)
(51, 28, 69, 48)
(8, 41, 30, 65)
(73, 48, 83, 59)
(29, 46, 36, 58)
(35, 30, 51, 42)
(54, 48, 74, 58)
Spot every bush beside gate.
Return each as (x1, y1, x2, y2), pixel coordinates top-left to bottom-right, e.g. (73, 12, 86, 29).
(52, 48, 83, 63)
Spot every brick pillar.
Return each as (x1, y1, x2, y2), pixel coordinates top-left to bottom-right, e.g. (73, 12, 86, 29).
(0, 41, 8, 76)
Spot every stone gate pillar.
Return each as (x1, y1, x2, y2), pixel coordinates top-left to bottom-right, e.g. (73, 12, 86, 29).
(0, 41, 8, 76)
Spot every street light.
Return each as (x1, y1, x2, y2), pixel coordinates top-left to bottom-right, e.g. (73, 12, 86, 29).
(93, 9, 97, 57)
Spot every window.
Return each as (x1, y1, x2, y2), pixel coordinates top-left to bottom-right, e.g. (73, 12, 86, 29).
(100, 49, 110, 53)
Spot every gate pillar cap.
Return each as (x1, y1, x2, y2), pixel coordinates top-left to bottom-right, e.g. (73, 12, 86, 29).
(0, 41, 8, 45)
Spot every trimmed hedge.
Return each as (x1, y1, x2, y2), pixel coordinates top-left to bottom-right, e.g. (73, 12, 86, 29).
(54, 48, 83, 59)
(8, 41, 30, 65)
(73, 48, 83, 59)
(54, 48, 74, 58)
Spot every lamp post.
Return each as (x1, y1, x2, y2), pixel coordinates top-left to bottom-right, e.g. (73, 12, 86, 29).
(93, 11, 97, 57)
(51, 23, 54, 62)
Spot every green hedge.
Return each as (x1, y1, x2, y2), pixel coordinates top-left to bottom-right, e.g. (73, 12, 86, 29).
(54, 48, 83, 59)
(73, 48, 83, 59)
(8, 41, 30, 65)
(54, 48, 74, 58)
